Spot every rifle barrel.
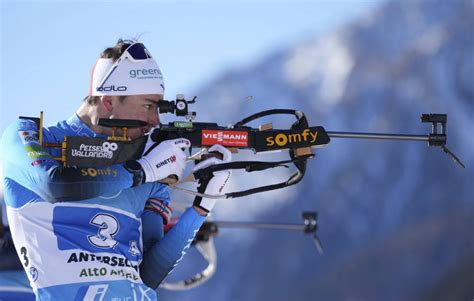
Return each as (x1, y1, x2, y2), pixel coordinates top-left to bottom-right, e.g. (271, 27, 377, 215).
(327, 131, 429, 142)
(214, 221, 305, 231)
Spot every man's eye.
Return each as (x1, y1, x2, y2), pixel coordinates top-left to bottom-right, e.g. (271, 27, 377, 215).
(144, 104, 153, 110)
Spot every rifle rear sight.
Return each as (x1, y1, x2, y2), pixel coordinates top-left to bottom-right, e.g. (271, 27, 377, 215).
(158, 94, 197, 121)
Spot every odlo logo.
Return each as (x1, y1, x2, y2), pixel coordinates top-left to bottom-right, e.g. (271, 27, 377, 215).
(266, 129, 319, 147)
(156, 155, 176, 168)
(96, 85, 127, 92)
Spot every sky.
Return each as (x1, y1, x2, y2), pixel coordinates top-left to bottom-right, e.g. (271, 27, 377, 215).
(0, 0, 386, 133)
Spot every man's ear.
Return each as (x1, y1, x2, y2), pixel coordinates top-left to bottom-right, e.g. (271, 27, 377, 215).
(101, 96, 113, 112)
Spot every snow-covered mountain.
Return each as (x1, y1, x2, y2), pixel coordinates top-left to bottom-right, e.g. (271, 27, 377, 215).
(161, 0, 473, 300)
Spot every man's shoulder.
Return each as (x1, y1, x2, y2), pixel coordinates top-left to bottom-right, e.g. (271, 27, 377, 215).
(4, 118, 38, 133)
(1, 119, 39, 150)
(1, 118, 67, 144)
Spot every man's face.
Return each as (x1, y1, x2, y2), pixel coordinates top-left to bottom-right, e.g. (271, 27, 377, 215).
(108, 94, 162, 139)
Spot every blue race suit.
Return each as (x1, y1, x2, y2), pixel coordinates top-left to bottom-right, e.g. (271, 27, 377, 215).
(0, 114, 205, 300)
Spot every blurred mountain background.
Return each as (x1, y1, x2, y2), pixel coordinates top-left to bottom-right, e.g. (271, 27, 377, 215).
(160, 0, 474, 300)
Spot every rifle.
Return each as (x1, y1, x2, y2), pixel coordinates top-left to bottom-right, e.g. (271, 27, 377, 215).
(31, 94, 464, 199)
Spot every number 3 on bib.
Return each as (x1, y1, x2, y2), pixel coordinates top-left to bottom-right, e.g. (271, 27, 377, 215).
(88, 213, 120, 248)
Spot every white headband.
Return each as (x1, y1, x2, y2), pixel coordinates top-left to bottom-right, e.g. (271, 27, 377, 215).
(89, 57, 165, 96)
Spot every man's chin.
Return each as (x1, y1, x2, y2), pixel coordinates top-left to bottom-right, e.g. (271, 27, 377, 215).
(128, 131, 146, 140)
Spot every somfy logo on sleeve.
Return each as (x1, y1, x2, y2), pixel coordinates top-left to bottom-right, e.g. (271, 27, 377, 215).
(71, 142, 118, 159)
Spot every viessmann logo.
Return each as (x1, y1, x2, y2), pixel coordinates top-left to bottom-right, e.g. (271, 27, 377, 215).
(266, 129, 318, 147)
(202, 130, 248, 147)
